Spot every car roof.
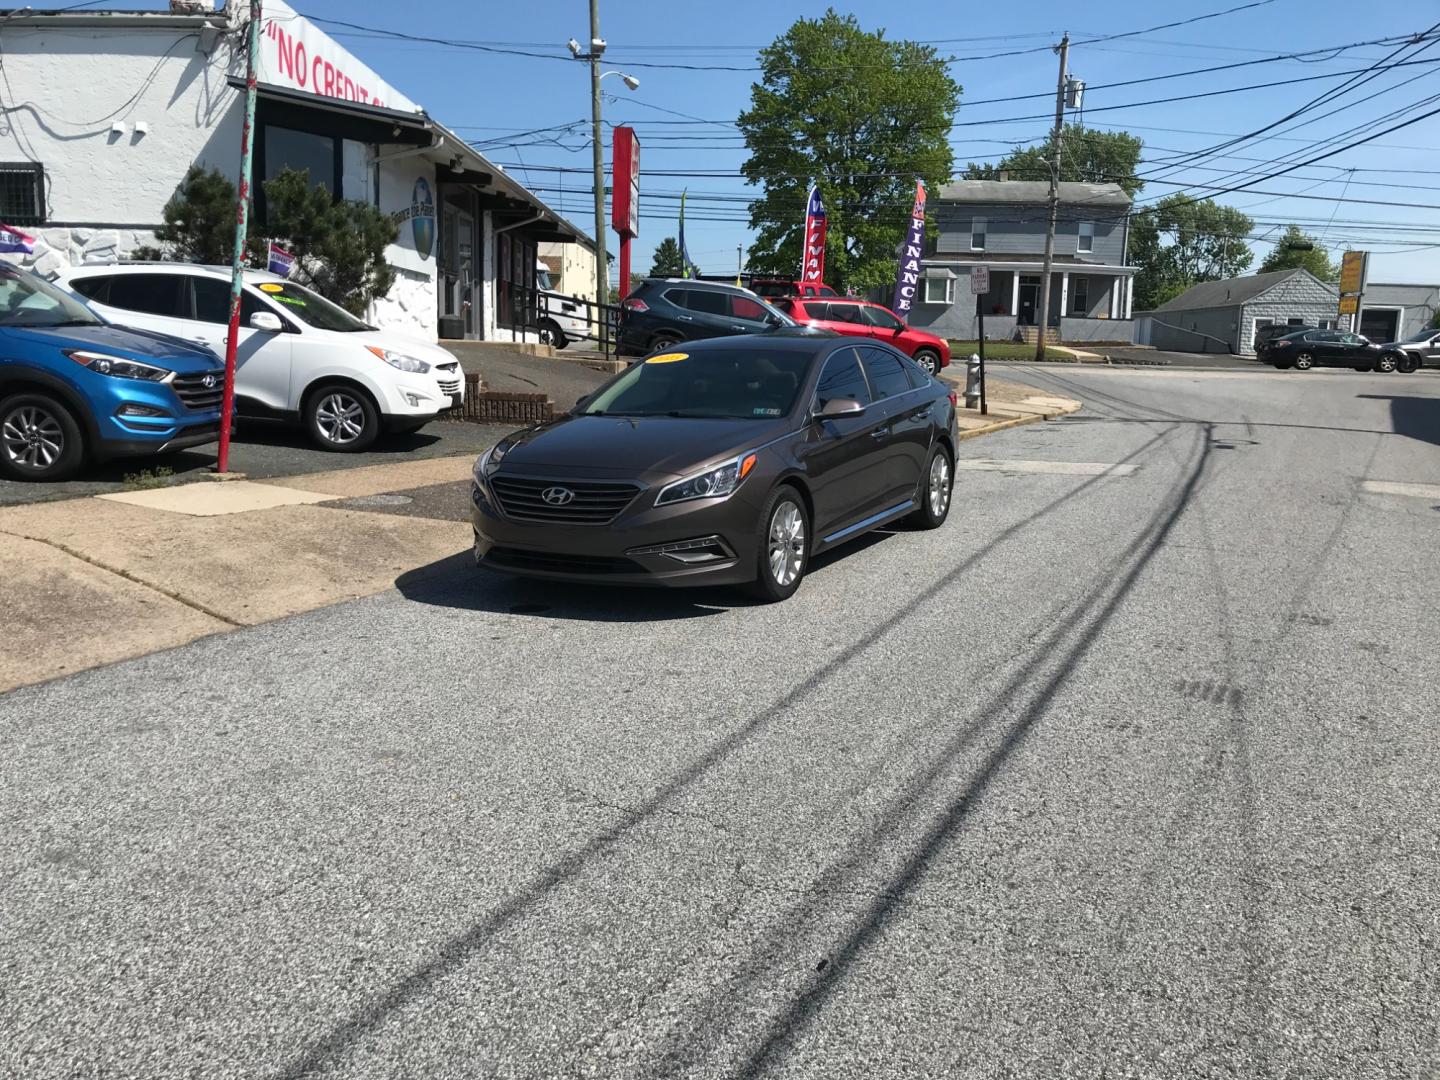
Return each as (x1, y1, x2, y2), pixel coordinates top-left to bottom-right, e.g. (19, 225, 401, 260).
(643, 277, 759, 295)
(56, 262, 288, 285)
(664, 330, 843, 357)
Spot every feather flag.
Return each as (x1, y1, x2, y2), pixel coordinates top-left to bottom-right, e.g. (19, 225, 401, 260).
(800, 184, 827, 285)
(891, 181, 926, 317)
(0, 223, 37, 255)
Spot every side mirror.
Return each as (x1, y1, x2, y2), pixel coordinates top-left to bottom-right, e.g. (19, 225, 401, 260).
(250, 311, 283, 333)
(572, 395, 590, 413)
(817, 397, 865, 419)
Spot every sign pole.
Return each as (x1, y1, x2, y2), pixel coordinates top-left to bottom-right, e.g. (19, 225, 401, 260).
(216, 0, 261, 475)
(972, 264, 990, 416)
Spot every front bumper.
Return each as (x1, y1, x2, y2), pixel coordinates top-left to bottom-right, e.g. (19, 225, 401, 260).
(470, 471, 764, 588)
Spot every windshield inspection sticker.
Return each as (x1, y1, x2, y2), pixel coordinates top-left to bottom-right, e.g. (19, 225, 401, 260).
(754, 407, 782, 416)
(646, 352, 688, 364)
(258, 283, 284, 293)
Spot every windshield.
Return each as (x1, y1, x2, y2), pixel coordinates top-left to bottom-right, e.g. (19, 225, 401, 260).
(0, 264, 102, 328)
(583, 347, 812, 419)
(253, 280, 371, 332)
(535, 269, 554, 291)
(1403, 327, 1438, 342)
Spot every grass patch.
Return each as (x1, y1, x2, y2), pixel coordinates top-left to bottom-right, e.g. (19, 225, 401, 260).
(948, 340, 1070, 362)
(121, 466, 175, 491)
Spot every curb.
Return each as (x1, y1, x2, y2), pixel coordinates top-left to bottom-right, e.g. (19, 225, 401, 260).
(956, 402, 1080, 441)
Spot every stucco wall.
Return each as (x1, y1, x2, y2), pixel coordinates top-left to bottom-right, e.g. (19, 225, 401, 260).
(1240, 274, 1339, 354)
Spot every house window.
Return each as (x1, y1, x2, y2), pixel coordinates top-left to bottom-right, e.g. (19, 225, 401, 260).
(970, 217, 986, 251)
(1078, 221, 1094, 253)
(1070, 277, 1089, 316)
(924, 275, 954, 305)
(0, 162, 45, 226)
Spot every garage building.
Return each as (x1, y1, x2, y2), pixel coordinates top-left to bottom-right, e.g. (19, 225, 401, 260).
(1134, 269, 1440, 354)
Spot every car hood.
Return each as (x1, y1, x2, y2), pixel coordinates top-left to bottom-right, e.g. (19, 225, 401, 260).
(2, 323, 221, 370)
(493, 414, 790, 480)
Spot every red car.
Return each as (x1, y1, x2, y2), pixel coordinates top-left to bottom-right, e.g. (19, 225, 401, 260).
(751, 279, 839, 300)
(775, 297, 951, 375)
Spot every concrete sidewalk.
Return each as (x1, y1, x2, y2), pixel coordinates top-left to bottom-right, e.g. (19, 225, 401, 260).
(2, 375, 1081, 694)
(942, 374, 1082, 438)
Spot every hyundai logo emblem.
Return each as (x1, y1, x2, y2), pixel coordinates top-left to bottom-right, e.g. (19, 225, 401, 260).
(201, 374, 217, 389)
(541, 486, 575, 506)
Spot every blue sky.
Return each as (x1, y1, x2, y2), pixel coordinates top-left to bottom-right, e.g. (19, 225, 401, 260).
(42, 1, 1440, 284)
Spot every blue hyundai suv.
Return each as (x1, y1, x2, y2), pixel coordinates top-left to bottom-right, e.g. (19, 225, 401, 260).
(0, 262, 225, 481)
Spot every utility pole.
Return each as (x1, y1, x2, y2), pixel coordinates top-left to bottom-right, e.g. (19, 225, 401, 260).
(1035, 32, 1068, 363)
(216, 0, 261, 475)
(588, 0, 606, 316)
(736, 244, 743, 288)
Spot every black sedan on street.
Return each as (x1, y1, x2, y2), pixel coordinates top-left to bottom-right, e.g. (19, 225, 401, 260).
(471, 332, 959, 601)
(1266, 329, 1399, 371)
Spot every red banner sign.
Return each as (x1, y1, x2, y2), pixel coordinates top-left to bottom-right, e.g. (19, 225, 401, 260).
(801, 184, 827, 284)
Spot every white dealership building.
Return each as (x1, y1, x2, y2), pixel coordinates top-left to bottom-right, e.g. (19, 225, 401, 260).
(0, 0, 588, 341)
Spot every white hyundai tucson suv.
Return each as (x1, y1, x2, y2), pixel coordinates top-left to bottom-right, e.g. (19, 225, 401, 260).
(53, 264, 465, 452)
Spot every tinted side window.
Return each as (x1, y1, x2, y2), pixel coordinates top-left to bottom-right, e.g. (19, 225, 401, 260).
(681, 289, 728, 316)
(814, 349, 870, 408)
(730, 295, 766, 321)
(104, 274, 187, 318)
(827, 303, 866, 325)
(192, 277, 273, 326)
(802, 302, 828, 320)
(859, 347, 911, 400)
(860, 305, 903, 330)
(70, 276, 112, 304)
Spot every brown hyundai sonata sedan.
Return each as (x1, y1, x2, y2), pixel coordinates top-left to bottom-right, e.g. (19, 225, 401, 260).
(470, 331, 958, 601)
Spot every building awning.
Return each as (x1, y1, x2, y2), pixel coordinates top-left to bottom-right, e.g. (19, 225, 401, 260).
(228, 78, 432, 146)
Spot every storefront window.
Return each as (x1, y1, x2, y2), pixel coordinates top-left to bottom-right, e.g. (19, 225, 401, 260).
(262, 125, 340, 195)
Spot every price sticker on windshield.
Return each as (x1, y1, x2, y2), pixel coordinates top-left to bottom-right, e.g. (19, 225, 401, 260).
(646, 352, 689, 364)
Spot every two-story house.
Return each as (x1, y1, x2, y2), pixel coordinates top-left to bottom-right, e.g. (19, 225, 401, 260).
(906, 180, 1137, 343)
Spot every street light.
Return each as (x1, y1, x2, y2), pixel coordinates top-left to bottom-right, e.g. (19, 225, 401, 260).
(568, 4, 638, 318)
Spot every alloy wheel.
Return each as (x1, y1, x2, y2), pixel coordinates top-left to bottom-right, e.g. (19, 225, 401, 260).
(915, 351, 939, 376)
(1294, 353, 1314, 370)
(767, 500, 805, 587)
(1376, 353, 1397, 373)
(1, 404, 65, 471)
(928, 452, 952, 518)
(315, 392, 366, 445)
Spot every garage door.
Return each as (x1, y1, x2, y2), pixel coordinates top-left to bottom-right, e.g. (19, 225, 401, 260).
(1360, 309, 1400, 342)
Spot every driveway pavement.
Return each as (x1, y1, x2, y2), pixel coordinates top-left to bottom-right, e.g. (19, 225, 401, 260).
(3, 365, 1439, 1078)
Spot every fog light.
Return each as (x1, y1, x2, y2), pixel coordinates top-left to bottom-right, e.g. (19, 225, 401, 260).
(117, 403, 170, 418)
(404, 393, 422, 407)
(627, 535, 735, 564)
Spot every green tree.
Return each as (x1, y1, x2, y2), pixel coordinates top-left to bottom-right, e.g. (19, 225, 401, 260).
(134, 165, 263, 265)
(966, 125, 1146, 198)
(262, 169, 398, 315)
(649, 236, 682, 277)
(1131, 194, 1254, 311)
(1258, 225, 1338, 280)
(738, 10, 960, 293)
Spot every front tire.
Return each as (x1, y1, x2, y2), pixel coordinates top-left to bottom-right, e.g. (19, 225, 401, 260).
(1375, 352, 1398, 373)
(0, 392, 84, 481)
(907, 444, 953, 529)
(1395, 352, 1419, 374)
(1293, 352, 1315, 370)
(747, 485, 808, 603)
(538, 319, 568, 351)
(912, 348, 941, 376)
(305, 384, 379, 453)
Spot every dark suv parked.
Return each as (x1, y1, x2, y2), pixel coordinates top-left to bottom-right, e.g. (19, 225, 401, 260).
(617, 279, 797, 357)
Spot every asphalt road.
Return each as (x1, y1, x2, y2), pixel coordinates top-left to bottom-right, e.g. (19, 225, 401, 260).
(3, 366, 1439, 1078)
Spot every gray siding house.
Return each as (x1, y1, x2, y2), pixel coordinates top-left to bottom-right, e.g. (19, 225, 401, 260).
(905, 180, 1136, 343)
(1138, 269, 1339, 355)
(1364, 283, 1439, 343)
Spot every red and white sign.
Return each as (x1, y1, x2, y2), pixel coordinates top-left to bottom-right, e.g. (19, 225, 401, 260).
(611, 126, 640, 238)
(258, 0, 419, 113)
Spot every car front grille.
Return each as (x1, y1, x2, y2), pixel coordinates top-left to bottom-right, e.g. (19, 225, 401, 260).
(171, 371, 225, 412)
(489, 476, 640, 525)
(486, 546, 641, 576)
(435, 363, 462, 396)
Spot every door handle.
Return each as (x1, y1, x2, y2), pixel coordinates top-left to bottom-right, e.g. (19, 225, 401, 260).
(677, 314, 693, 321)
(870, 427, 891, 439)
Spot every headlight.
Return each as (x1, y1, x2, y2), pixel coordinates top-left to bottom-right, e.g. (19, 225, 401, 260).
(366, 345, 431, 374)
(655, 452, 758, 507)
(479, 440, 509, 476)
(64, 350, 170, 382)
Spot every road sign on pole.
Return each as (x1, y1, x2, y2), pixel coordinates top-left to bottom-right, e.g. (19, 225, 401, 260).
(971, 265, 990, 295)
(1337, 250, 1367, 333)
